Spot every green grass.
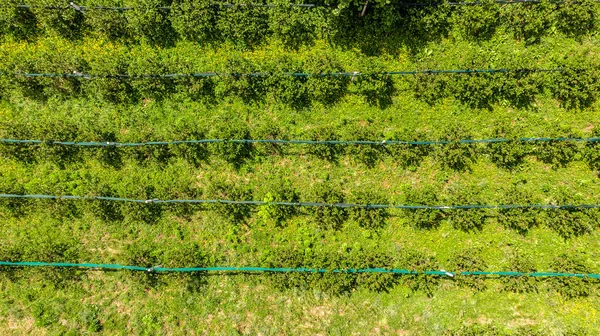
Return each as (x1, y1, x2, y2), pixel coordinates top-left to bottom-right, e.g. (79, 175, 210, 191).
(1, 13, 600, 335)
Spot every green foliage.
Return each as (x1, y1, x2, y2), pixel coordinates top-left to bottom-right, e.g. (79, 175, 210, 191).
(217, 3, 270, 49)
(0, 0, 38, 39)
(435, 127, 477, 171)
(215, 56, 265, 103)
(556, 0, 600, 38)
(304, 53, 349, 106)
(497, 184, 543, 234)
(452, 0, 501, 40)
(402, 185, 444, 230)
(308, 182, 348, 230)
(256, 179, 300, 226)
(266, 249, 355, 294)
(486, 127, 531, 170)
(263, 56, 308, 107)
(353, 58, 395, 108)
(533, 128, 581, 168)
(269, 3, 320, 50)
(399, 250, 441, 297)
(445, 185, 488, 232)
(208, 119, 253, 167)
(125, 0, 177, 46)
(342, 124, 386, 167)
(584, 138, 600, 172)
(502, 253, 538, 293)
(306, 126, 343, 162)
(545, 189, 597, 239)
(548, 252, 596, 299)
(449, 248, 488, 291)
(30, 0, 85, 39)
(353, 250, 400, 292)
(85, 0, 130, 40)
(506, 1, 555, 44)
(347, 190, 389, 230)
(205, 179, 253, 224)
(387, 130, 432, 169)
(552, 52, 600, 109)
(266, 248, 398, 294)
(170, 0, 218, 43)
(79, 305, 103, 333)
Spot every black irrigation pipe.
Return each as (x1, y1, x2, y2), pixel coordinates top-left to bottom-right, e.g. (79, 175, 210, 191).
(1, 136, 599, 147)
(7, 68, 565, 79)
(1, 193, 600, 210)
(6, 0, 600, 11)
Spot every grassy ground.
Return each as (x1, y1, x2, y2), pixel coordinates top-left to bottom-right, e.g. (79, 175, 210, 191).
(1, 6, 600, 335)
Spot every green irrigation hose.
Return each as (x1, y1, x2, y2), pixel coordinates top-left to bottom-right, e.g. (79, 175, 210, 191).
(1, 136, 599, 147)
(1, 193, 600, 210)
(0, 261, 598, 278)
(8, 1, 600, 11)
(9, 68, 564, 78)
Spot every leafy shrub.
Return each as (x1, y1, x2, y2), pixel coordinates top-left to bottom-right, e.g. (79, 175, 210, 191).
(208, 119, 253, 167)
(128, 50, 177, 101)
(269, 3, 320, 50)
(118, 184, 164, 224)
(11, 47, 89, 101)
(347, 190, 389, 230)
(216, 3, 270, 48)
(449, 72, 501, 109)
(252, 121, 288, 156)
(84, 184, 124, 222)
(267, 249, 357, 294)
(556, 0, 600, 38)
(434, 127, 477, 171)
(122, 239, 163, 286)
(305, 126, 343, 162)
(499, 68, 546, 108)
(256, 179, 300, 226)
(353, 250, 399, 292)
(497, 184, 543, 234)
(86, 0, 130, 40)
(412, 72, 451, 104)
(502, 253, 538, 293)
(342, 124, 386, 168)
(449, 248, 488, 291)
(0, 0, 38, 39)
(170, 0, 218, 43)
(399, 3, 450, 50)
(452, 0, 501, 40)
(399, 250, 441, 297)
(584, 138, 600, 172)
(353, 59, 395, 108)
(402, 185, 444, 230)
(263, 56, 308, 107)
(125, 0, 177, 46)
(548, 252, 596, 299)
(30, 0, 85, 39)
(205, 179, 253, 224)
(486, 127, 531, 169)
(445, 186, 488, 232)
(506, 1, 555, 44)
(215, 56, 265, 103)
(304, 53, 350, 105)
(533, 136, 580, 169)
(386, 130, 432, 169)
(545, 190, 597, 239)
(552, 53, 600, 109)
(307, 182, 348, 230)
(83, 48, 136, 103)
